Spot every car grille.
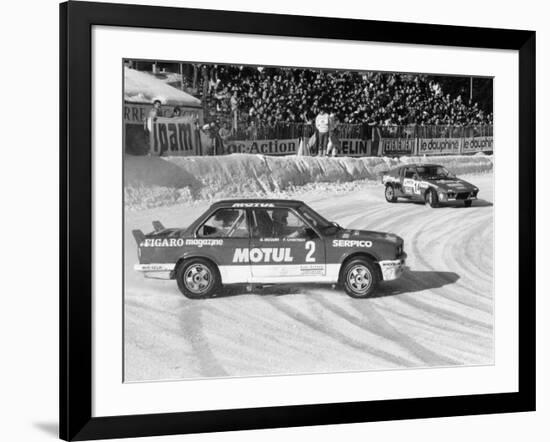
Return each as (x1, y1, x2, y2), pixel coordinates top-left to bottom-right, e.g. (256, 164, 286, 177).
(456, 192, 470, 200)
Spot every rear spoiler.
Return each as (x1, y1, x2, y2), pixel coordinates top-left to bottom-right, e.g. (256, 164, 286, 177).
(132, 220, 166, 245)
(152, 220, 165, 232)
(132, 229, 145, 245)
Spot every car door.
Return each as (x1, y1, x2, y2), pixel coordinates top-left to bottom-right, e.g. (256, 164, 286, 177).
(401, 166, 416, 196)
(195, 207, 251, 283)
(249, 207, 325, 281)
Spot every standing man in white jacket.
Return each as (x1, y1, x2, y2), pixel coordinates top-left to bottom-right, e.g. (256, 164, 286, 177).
(315, 107, 330, 156)
(327, 112, 340, 157)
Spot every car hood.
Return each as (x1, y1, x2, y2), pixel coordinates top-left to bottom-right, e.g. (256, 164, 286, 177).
(423, 177, 477, 192)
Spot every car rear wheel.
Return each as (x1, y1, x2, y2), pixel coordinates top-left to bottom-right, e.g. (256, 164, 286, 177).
(464, 200, 472, 208)
(385, 184, 398, 203)
(425, 189, 439, 208)
(176, 258, 221, 299)
(341, 257, 380, 298)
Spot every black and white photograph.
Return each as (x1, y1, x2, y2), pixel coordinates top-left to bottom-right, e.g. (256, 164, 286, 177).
(123, 59, 495, 382)
(1, 0, 545, 439)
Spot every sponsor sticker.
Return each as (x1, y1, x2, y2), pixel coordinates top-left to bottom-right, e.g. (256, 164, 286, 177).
(136, 264, 173, 271)
(233, 247, 294, 263)
(140, 238, 223, 247)
(140, 238, 185, 248)
(300, 264, 325, 276)
(185, 239, 224, 247)
(332, 239, 373, 248)
(231, 202, 275, 208)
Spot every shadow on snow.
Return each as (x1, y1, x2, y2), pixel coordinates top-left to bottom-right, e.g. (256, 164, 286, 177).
(206, 269, 460, 300)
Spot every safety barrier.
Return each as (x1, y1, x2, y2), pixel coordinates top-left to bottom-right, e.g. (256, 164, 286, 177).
(127, 118, 493, 157)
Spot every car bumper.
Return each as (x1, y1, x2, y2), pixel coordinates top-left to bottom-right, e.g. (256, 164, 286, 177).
(134, 263, 175, 272)
(134, 263, 175, 280)
(438, 191, 478, 201)
(378, 254, 406, 281)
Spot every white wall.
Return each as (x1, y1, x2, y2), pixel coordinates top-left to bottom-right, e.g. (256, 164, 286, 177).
(0, 0, 547, 441)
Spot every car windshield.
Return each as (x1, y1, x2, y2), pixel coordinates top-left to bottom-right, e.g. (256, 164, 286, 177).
(416, 166, 451, 179)
(297, 204, 333, 231)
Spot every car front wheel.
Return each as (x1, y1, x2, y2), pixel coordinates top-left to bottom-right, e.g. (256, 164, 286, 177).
(341, 257, 380, 298)
(425, 189, 439, 208)
(385, 184, 398, 203)
(176, 258, 221, 299)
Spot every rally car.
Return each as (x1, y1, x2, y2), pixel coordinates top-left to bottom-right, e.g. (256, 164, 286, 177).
(381, 164, 479, 207)
(133, 199, 406, 299)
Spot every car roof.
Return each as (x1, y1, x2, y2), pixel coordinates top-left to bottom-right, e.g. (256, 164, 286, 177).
(210, 199, 306, 209)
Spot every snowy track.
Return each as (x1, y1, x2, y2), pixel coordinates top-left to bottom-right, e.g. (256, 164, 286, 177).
(124, 174, 493, 381)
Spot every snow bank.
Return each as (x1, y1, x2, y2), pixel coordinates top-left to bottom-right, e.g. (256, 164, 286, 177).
(124, 67, 201, 106)
(125, 154, 493, 209)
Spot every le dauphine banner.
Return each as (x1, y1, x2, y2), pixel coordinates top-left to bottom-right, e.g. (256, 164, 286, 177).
(378, 137, 493, 156)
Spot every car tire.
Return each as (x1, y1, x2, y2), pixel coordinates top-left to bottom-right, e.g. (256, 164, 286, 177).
(176, 258, 221, 299)
(464, 200, 473, 208)
(385, 184, 398, 203)
(425, 189, 439, 208)
(341, 257, 380, 298)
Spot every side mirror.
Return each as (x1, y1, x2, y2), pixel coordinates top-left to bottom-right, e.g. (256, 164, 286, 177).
(304, 227, 318, 239)
(322, 223, 340, 236)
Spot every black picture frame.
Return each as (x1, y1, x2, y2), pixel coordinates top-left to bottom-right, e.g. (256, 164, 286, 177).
(60, 1, 536, 440)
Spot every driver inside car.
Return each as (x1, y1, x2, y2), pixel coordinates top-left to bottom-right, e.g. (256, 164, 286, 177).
(271, 209, 306, 238)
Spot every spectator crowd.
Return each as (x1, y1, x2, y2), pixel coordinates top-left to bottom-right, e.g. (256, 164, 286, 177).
(201, 65, 493, 128)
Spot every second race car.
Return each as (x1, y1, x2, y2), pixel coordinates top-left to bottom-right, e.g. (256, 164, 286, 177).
(381, 163, 479, 207)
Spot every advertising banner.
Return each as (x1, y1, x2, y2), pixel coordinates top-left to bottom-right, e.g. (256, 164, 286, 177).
(462, 136, 494, 153)
(224, 139, 300, 155)
(223, 138, 370, 157)
(337, 139, 371, 157)
(124, 102, 202, 124)
(150, 117, 201, 156)
(418, 138, 462, 155)
(378, 138, 417, 156)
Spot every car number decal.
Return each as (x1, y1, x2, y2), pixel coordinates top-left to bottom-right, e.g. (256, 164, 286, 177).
(305, 241, 316, 262)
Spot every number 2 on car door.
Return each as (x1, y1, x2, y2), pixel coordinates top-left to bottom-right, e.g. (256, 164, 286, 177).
(305, 241, 315, 262)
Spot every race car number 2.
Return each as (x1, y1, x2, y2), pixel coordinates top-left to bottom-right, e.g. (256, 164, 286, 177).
(305, 241, 316, 262)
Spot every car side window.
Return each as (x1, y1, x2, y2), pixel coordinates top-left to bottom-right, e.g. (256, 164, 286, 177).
(251, 208, 311, 239)
(404, 168, 415, 179)
(196, 209, 249, 238)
